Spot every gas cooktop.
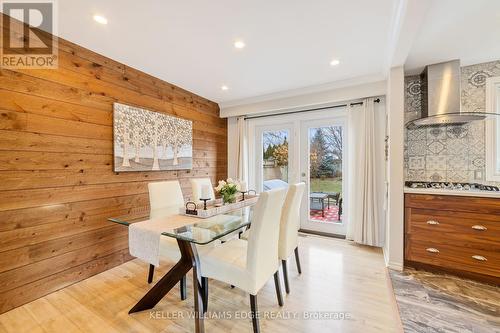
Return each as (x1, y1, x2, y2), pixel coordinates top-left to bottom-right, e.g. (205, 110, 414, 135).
(405, 181, 500, 192)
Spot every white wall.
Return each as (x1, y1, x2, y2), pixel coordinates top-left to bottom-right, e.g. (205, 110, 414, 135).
(384, 66, 405, 270)
(221, 80, 386, 118)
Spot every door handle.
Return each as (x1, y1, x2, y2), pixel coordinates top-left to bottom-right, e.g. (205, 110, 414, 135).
(471, 225, 487, 231)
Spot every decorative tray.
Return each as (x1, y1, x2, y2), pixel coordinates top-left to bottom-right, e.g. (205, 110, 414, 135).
(180, 195, 259, 218)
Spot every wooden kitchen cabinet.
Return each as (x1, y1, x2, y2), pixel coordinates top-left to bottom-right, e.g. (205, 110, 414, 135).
(404, 193, 500, 285)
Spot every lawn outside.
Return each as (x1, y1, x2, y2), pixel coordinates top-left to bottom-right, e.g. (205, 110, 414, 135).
(310, 177, 342, 194)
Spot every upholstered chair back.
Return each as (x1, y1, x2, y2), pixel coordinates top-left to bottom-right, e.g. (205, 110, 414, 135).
(246, 188, 287, 287)
(148, 181, 184, 218)
(279, 183, 305, 259)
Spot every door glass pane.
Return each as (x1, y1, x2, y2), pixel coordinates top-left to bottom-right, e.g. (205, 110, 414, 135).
(309, 126, 343, 223)
(262, 130, 289, 190)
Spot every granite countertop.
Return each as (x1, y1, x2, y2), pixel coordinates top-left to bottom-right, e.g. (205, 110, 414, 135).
(404, 187, 500, 198)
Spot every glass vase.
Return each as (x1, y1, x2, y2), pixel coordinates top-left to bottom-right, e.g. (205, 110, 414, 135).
(222, 194, 236, 204)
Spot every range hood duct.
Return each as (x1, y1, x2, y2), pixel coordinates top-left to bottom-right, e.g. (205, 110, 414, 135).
(406, 60, 489, 129)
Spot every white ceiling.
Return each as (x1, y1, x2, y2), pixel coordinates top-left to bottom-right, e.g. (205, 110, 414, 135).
(53, 0, 396, 104)
(7, 1, 498, 105)
(405, 0, 500, 74)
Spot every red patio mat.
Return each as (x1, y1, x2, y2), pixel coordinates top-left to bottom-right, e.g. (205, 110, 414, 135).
(309, 205, 341, 223)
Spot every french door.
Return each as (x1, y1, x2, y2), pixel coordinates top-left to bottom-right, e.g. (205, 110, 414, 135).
(299, 118, 347, 235)
(250, 122, 295, 193)
(248, 108, 348, 236)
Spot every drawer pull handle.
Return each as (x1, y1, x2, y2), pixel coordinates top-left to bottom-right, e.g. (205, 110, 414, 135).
(472, 255, 487, 261)
(426, 248, 439, 253)
(426, 220, 440, 225)
(471, 225, 487, 231)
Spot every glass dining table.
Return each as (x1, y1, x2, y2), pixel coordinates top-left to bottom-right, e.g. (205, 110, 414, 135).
(108, 205, 254, 333)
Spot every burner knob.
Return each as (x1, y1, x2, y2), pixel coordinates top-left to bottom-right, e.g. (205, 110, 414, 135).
(464, 184, 470, 190)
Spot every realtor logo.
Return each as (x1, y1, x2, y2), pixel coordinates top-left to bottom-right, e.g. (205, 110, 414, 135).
(1, 0, 58, 68)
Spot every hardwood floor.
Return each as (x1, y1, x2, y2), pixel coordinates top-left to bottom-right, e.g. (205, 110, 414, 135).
(0, 235, 403, 333)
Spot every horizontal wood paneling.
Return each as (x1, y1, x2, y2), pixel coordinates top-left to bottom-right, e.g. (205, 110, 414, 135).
(0, 249, 134, 314)
(0, 167, 224, 190)
(0, 13, 226, 313)
(0, 194, 150, 232)
(0, 225, 128, 273)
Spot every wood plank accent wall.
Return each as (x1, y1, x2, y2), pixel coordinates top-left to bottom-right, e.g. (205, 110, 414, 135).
(0, 14, 227, 313)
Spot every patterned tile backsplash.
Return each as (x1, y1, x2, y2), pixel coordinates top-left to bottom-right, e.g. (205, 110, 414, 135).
(404, 60, 500, 186)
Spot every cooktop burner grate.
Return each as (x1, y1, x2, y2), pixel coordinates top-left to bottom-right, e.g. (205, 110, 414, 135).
(405, 181, 500, 192)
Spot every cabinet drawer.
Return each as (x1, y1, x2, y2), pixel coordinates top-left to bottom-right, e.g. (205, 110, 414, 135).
(406, 238, 500, 278)
(406, 208, 500, 240)
(408, 230, 499, 252)
(405, 194, 500, 214)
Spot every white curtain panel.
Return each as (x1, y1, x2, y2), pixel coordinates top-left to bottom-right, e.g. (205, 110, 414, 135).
(346, 97, 385, 247)
(236, 116, 248, 182)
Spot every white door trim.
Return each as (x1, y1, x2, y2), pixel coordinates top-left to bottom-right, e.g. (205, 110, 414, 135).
(299, 116, 348, 235)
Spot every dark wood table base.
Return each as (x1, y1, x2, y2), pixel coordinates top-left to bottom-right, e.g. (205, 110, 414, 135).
(129, 239, 205, 333)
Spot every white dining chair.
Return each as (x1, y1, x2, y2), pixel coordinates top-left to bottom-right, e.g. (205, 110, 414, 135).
(198, 188, 287, 333)
(189, 178, 215, 203)
(240, 183, 306, 294)
(147, 180, 187, 299)
(278, 182, 305, 294)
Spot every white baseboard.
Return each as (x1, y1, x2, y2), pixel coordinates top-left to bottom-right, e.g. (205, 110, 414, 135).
(382, 246, 403, 271)
(387, 261, 403, 271)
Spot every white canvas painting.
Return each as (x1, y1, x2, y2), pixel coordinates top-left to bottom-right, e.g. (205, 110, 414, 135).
(113, 103, 193, 172)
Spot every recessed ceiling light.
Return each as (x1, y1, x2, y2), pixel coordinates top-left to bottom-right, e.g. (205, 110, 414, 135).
(221, 85, 229, 91)
(234, 40, 245, 49)
(330, 59, 340, 66)
(93, 15, 108, 25)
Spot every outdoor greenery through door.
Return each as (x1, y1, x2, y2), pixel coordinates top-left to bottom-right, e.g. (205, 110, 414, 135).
(309, 126, 343, 194)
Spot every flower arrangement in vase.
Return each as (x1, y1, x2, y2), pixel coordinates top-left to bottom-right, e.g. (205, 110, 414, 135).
(214, 178, 240, 204)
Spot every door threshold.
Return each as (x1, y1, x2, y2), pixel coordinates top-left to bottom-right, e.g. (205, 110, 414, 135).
(299, 229, 346, 239)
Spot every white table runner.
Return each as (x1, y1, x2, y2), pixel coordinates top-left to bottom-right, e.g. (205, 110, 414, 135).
(128, 215, 193, 267)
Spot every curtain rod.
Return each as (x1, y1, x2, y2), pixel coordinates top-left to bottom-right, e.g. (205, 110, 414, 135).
(243, 98, 381, 120)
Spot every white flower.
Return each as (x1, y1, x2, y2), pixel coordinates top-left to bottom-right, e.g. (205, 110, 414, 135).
(227, 178, 234, 184)
(215, 180, 227, 192)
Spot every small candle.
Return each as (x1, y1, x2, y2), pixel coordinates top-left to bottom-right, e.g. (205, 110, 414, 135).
(240, 181, 247, 192)
(201, 184, 211, 199)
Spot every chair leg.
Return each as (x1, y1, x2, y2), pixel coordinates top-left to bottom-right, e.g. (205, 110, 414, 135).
(147, 264, 155, 284)
(202, 277, 208, 313)
(282, 260, 290, 294)
(180, 275, 187, 300)
(294, 247, 302, 274)
(249, 294, 260, 333)
(273, 271, 284, 307)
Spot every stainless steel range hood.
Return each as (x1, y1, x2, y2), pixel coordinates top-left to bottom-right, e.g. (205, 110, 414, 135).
(406, 60, 488, 128)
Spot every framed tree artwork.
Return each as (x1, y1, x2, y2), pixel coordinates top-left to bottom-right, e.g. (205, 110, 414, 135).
(113, 103, 193, 172)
